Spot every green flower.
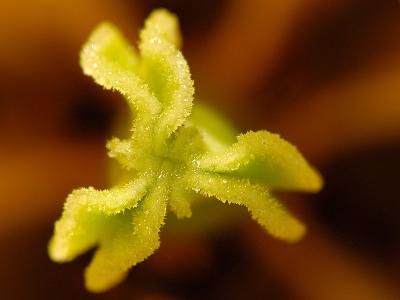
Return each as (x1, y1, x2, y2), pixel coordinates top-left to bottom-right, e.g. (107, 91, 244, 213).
(48, 9, 322, 292)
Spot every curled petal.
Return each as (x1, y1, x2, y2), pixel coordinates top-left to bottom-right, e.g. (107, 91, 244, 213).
(139, 9, 194, 148)
(185, 170, 306, 242)
(198, 131, 322, 192)
(84, 177, 169, 292)
(48, 174, 152, 262)
(106, 137, 135, 169)
(80, 22, 161, 154)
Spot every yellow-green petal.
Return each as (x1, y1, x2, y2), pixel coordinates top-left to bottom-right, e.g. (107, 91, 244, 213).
(139, 9, 194, 149)
(49, 206, 107, 263)
(80, 21, 161, 161)
(198, 131, 322, 192)
(48, 174, 152, 262)
(169, 179, 195, 218)
(84, 176, 169, 292)
(169, 125, 205, 162)
(185, 171, 306, 242)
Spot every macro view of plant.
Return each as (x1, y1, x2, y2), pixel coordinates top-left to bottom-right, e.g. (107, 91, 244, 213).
(1, 1, 400, 299)
(48, 9, 321, 292)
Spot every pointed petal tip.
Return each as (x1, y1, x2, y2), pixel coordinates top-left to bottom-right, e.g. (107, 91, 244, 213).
(85, 268, 128, 293)
(145, 8, 181, 47)
(278, 219, 307, 243)
(303, 167, 324, 193)
(47, 237, 69, 263)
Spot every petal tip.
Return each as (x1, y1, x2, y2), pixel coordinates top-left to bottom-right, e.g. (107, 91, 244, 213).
(85, 267, 127, 293)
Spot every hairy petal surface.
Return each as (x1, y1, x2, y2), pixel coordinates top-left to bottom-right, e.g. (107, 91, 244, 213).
(85, 176, 169, 292)
(185, 170, 306, 242)
(169, 125, 205, 162)
(139, 9, 194, 149)
(198, 131, 322, 192)
(106, 137, 135, 168)
(80, 22, 161, 166)
(48, 174, 152, 262)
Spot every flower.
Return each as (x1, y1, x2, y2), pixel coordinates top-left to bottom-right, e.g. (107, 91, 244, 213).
(48, 9, 322, 293)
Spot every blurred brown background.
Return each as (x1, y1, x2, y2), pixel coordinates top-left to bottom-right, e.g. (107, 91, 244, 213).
(1, 0, 400, 299)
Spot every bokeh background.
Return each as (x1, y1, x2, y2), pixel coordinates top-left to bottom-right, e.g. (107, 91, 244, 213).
(1, 0, 400, 299)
